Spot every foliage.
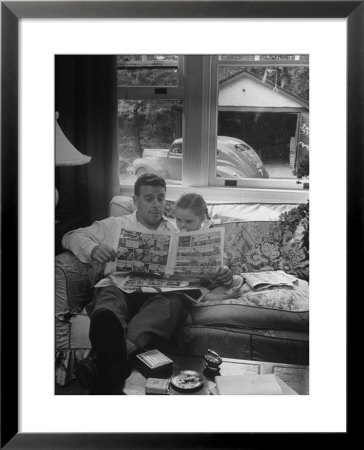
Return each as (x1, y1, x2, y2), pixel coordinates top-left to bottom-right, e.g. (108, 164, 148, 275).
(296, 121, 309, 181)
(296, 153, 309, 179)
(279, 202, 309, 252)
(277, 202, 309, 281)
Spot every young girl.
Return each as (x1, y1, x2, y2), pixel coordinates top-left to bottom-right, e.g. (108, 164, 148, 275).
(174, 193, 243, 302)
(174, 192, 212, 232)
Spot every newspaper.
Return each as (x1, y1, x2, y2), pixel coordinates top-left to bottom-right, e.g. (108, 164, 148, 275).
(242, 270, 298, 291)
(94, 226, 225, 296)
(116, 227, 224, 280)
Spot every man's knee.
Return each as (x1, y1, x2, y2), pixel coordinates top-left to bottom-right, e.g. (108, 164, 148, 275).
(88, 286, 128, 318)
(95, 285, 125, 301)
(163, 294, 188, 321)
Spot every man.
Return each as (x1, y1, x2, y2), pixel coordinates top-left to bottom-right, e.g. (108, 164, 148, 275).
(62, 173, 232, 394)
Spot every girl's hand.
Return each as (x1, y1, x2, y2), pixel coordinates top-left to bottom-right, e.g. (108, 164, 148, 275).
(215, 266, 233, 287)
(224, 286, 242, 299)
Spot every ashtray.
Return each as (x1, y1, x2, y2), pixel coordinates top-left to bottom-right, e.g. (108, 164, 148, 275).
(170, 370, 204, 393)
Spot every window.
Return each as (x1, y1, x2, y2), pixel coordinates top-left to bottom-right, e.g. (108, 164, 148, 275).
(118, 55, 309, 203)
(118, 55, 184, 187)
(208, 55, 309, 190)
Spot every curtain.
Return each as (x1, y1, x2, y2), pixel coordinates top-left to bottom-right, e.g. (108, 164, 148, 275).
(55, 55, 120, 223)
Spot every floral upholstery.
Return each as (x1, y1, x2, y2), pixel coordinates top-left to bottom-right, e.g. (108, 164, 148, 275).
(224, 219, 309, 281)
(194, 280, 309, 314)
(187, 279, 309, 333)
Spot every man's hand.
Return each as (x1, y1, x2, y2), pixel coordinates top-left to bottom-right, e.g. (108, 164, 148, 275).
(90, 244, 116, 263)
(215, 265, 233, 287)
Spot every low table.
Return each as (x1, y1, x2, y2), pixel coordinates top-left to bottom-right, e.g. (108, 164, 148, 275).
(123, 355, 309, 395)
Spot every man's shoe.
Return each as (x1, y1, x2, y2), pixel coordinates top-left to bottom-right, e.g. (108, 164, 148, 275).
(75, 353, 98, 391)
(89, 362, 128, 395)
(88, 309, 130, 394)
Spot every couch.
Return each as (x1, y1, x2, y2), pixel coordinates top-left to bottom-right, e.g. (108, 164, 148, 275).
(55, 196, 309, 386)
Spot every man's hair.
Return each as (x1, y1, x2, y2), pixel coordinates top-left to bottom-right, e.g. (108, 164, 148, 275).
(175, 193, 210, 220)
(134, 173, 167, 196)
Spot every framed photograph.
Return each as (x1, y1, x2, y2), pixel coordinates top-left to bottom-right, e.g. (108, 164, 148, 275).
(1, 0, 357, 447)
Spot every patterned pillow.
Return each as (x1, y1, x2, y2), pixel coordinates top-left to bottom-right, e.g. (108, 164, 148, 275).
(223, 221, 309, 281)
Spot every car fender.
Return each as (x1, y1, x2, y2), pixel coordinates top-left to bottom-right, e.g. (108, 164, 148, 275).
(132, 157, 168, 177)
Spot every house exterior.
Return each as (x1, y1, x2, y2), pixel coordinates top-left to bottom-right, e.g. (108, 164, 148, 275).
(218, 70, 309, 174)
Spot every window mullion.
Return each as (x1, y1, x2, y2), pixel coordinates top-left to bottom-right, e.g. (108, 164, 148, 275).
(182, 55, 211, 186)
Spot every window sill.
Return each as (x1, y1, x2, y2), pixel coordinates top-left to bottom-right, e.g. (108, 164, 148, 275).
(119, 183, 309, 204)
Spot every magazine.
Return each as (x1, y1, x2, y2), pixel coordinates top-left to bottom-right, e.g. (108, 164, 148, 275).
(242, 270, 298, 291)
(115, 226, 225, 280)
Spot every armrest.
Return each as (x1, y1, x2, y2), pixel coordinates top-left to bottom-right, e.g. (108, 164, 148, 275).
(55, 251, 105, 318)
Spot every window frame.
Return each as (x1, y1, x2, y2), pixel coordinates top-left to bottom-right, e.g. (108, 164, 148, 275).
(207, 55, 310, 190)
(117, 56, 184, 100)
(118, 54, 309, 204)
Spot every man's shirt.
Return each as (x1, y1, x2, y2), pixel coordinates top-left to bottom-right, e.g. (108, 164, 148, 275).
(62, 211, 178, 276)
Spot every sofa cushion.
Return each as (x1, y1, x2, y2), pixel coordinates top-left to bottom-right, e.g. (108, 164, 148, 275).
(170, 325, 309, 367)
(209, 203, 298, 222)
(223, 221, 309, 281)
(187, 279, 309, 332)
(109, 195, 298, 222)
(55, 252, 104, 316)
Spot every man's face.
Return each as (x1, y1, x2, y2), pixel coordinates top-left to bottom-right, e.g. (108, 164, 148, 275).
(133, 185, 166, 229)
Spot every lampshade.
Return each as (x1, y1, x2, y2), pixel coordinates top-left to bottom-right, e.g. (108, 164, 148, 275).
(55, 112, 91, 166)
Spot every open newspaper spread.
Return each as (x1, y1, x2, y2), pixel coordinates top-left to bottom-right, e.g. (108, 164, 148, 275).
(94, 226, 225, 300)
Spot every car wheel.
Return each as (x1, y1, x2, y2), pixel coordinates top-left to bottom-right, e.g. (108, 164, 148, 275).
(135, 168, 148, 177)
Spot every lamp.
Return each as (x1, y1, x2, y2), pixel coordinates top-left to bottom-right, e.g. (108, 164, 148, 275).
(55, 111, 91, 207)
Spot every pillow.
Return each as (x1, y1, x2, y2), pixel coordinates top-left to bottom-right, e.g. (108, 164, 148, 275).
(223, 221, 309, 281)
(210, 203, 299, 222)
(188, 278, 309, 332)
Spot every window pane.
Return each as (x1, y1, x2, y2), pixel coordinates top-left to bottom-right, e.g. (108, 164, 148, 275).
(216, 62, 309, 180)
(219, 54, 309, 61)
(117, 55, 179, 86)
(118, 99, 183, 186)
(117, 55, 179, 63)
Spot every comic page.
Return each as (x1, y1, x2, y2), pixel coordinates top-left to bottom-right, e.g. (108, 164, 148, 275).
(116, 229, 172, 276)
(110, 226, 225, 291)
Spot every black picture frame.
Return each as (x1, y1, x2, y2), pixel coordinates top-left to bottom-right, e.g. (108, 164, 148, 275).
(1, 1, 358, 448)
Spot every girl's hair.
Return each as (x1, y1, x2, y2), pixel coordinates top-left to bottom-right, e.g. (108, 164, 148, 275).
(174, 193, 211, 220)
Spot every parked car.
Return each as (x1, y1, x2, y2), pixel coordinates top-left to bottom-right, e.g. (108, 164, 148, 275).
(132, 136, 269, 180)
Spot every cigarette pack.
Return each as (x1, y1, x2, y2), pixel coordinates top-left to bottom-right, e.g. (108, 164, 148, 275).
(145, 378, 170, 395)
(135, 349, 173, 379)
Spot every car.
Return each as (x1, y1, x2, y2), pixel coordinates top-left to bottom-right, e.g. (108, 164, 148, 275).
(132, 136, 269, 180)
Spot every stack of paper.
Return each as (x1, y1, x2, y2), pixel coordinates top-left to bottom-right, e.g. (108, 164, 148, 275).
(215, 374, 298, 395)
(242, 271, 298, 291)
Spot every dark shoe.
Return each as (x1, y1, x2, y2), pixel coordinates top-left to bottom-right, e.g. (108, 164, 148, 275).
(89, 362, 128, 395)
(88, 309, 130, 394)
(75, 353, 98, 391)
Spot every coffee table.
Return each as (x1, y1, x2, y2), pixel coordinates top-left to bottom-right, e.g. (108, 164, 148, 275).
(123, 355, 309, 395)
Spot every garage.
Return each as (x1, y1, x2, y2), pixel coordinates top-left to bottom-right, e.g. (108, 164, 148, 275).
(218, 70, 309, 179)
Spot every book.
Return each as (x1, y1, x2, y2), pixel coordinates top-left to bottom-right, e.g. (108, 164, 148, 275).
(215, 374, 298, 395)
(135, 350, 173, 379)
(242, 270, 298, 291)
